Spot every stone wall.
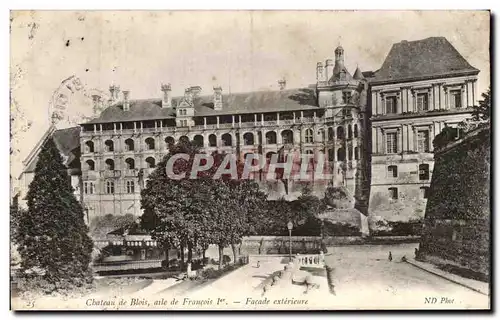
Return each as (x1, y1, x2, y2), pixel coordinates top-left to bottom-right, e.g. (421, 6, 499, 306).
(419, 126, 490, 278)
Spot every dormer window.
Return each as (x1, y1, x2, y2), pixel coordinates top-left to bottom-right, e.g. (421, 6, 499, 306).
(450, 89, 462, 109)
(417, 93, 429, 111)
(385, 96, 397, 114)
(342, 91, 352, 104)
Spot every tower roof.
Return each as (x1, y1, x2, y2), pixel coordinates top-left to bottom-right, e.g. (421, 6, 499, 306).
(353, 66, 364, 80)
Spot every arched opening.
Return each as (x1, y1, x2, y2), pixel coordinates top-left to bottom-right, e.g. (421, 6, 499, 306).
(337, 127, 345, 140)
(124, 138, 134, 151)
(179, 136, 189, 144)
(125, 158, 135, 170)
(354, 147, 359, 160)
(209, 134, 217, 147)
(337, 148, 346, 161)
(86, 160, 95, 171)
(85, 141, 94, 153)
(243, 132, 254, 145)
(146, 157, 156, 168)
(145, 137, 155, 150)
(221, 133, 232, 146)
(105, 159, 115, 170)
(348, 125, 353, 139)
(354, 124, 359, 138)
(165, 136, 175, 146)
(281, 130, 294, 144)
(193, 135, 204, 147)
(328, 149, 335, 162)
(328, 127, 335, 141)
(304, 129, 314, 143)
(318, 128, 325, 142)
(348, 145, 353, 160)
(265, 131, 277, 144)
(104, 140, 114, 152)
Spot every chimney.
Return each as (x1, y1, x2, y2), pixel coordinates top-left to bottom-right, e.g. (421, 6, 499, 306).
(189, 86, 202, 98)
(278, 78, 287, 91)
(109, 85, 120, 104)
(325, 59, 333, 82)
(184, 88, 193, 105)
(334, 45, 345, 71)
(123, 90, 130, 111)
(161, 83, 172, 108)
(316, 62, 324, 82)
(213, 86, 223, 110)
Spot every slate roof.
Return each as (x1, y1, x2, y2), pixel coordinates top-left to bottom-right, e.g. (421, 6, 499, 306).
(372, 37, 479, 84)
(84, 88, 319, 124)
(24, 126, 81, 173)
(353, 67, 364, 80)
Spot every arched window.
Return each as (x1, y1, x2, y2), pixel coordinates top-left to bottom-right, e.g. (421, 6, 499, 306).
(337, 127, 345, 140)
(221, 133, 233, 147)
(354, 147, 359, 160)
(318, 128, 325, 142)
(337, 148, 346, 161)
(145, 137, 155, 150)
(209, 134, 217, 147)
(104, 140, 114, 152)
(125, 158, 135, 170)
(106, 180, 115, 194)
(419, 164, 430, 180)
(124, 138, 134, 151)
(146, 157, 156, 168)
(328, 149, 335, 162)
(243, 132, 254, 145)
(85, 141, 94, 153)
(328, 127, 335, 141)
(105, 159, 115, 170)
(165, 136, 175, 145)
(86, 160, 95, 171)
(281, 130, 294, 144)
(193, 135, 204, 147)
(354, 124, 359, 138)
(348, 125, 353, 139)
(348, 146, 353, 160)
(305, 129, 314, 143)
(179, 136, 189, 144)
(265, 131, 277, 144)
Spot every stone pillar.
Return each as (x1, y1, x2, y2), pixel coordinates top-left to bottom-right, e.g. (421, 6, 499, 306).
(439, 83, 445, 110)
(254, 114, 257, 126)
(277, 112, 280, 125)
(401, 88, 406, 113)
(371, 127, 377, 153)
(261, 113, 264, 125)
(444, 86, 448, 110)
(204, 117, 207, 129)
(293, 112, 296, 124)
(133, 122, 137, 133)
(217, 116, 220, 129)
(408, 89, 414, 113)
(94, 124, 97, 134)
(429, 86, 434, 111)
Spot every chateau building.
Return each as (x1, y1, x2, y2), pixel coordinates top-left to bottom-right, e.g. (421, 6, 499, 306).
(18, 36, 480, 229)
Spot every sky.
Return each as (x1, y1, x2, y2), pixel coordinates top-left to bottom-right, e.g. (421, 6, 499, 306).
(10, 10, 490, 180)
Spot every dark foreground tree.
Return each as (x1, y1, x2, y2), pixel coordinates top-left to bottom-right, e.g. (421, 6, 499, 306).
(17, 138, 93, 291)
(472, 86, 491, 122)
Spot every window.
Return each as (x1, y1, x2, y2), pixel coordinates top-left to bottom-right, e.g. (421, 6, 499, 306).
(420, 187, 429, 199)
(342, 91, 352, 104)
(179, 136, 189, 143)
(221, 133, 232, 146)
(86, 160, 95, 171)
(179, 119, 188, 127)
(347, 125, 353, 139)
(337, 148, 346, 161)
(84, 182, 95, 194)
(104, 140, 114, 152)
(417, 130, 430, 152)
(146, 157, 156, 168)
(145, 137, 155, 150)
(125, 158, 135, 170)
(387, 165, 398, 178)
(243, 132, 255, 145)
(354, 124, 358, 138)
(105, 159, 115, 170)
(328, 148, 335, 162)
(305, 129, 314, 143)
(179, 109, 187, 116)
(193, 135, 204, 147)
(281, 130, 293, 144)
(337, 127, 345, 140)
(85, 141, 94, 153)
(165, 136, 175, 145)
(450, 90, 462, 109)
(208, 134, 217, 147)
(328, 127, 335, 141)
(348, 146, 353, 160)
(124, 139, 134, 151)
(265, 131, 277, 144)
(318, 129, 325, 142)
(388, 187, 398, 200)
(416, 93, 429, 111)
(385, 96, 397, 114)
(354, 147, 359, 160)
(305, 150, 314, 155)
(106, 181, 115, 194)
(386, 132, 398, 154)
(126, 180, 135, 194)
(419, 164, 430, 180)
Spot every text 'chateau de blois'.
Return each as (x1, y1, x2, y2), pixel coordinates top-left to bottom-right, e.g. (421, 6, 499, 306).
(18, 37, 480, 233)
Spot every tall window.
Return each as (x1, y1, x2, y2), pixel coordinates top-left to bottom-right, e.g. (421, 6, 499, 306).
(146, 157, 156, 168)
(386, 132, 398, 154)
(145, 137, 155, 150)
(342, 91, 352, 104)
(347, 125, 353, 139)
(450, 90, 462, 109)
(104, 140, 114, 152)
(179, 119, 188, 127)
(105, 159, 115, 170)
(281, 130, 293, 144)
(388, 187, 398, 200)
(221, 133, 232, 146)
(86, 160, 95, 171)
(387, 165, 398, 178)
(416, 93, 429, 111)
(125, 158, 135, 170)
(106, 181, 115, 194)
(124, 139, 134, 151)
(126, 180, 135, 194)
(208, 134, 217, 147)
(85, 141, 94, 153)
(354, 124, 358, 138)
(328, 127, 335, 141)
(348, 146, 353, 160)
(417, 130, 430, 152)
(243, 132, 255, 145)
(419, 164, 430, 180)
(354, 147, 359, 160)
(84, 182, 95, 194)
(385, 96, 397, 114)
(305, 129, 314, 143)
(420, 186, 429, 199)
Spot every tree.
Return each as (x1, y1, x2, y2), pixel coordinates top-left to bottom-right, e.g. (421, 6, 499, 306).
(16, 138, 93, 291)
(472, 87, 491, 122)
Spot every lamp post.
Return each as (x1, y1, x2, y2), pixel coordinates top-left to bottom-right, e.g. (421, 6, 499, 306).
(287, 221, 293, 261)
